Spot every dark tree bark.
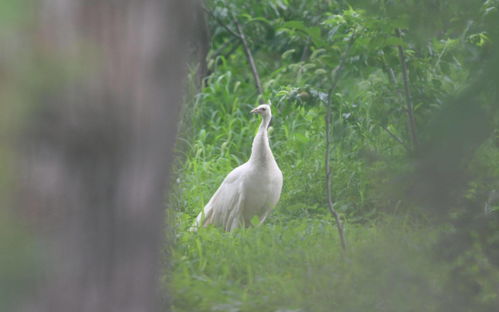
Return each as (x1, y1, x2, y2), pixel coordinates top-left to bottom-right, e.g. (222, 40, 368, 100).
(14, 1, 195, 311)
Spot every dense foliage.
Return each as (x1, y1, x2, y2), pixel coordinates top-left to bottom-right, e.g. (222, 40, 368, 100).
(168, 1, 499, 311)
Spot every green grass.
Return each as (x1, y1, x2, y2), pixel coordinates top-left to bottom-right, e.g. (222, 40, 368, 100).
(168, 217, 448, 312)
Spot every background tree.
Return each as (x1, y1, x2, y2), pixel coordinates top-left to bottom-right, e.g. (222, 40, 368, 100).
(1, 1, 196, 311)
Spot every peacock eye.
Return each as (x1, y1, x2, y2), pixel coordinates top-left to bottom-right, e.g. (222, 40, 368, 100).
(262, 108, 266, 111)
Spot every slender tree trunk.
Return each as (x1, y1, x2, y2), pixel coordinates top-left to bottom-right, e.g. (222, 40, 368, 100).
(15, 1, 195, 311)
(323, 36, 355, 251)
(396, 29, 418, 150)
(233, 16, 264, 98)
(325, 102, 347, 251)
(203, 7, 263, 100)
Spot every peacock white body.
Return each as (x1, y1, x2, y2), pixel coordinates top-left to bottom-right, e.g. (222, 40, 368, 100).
(192, 104, 283, 231)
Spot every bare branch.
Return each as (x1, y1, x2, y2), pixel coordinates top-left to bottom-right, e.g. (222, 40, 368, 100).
(381, 56, 411, 152)
(380, 124, 411, 152)
(203, 7, 264, 100)
(325, 106, 347, 251)
(324, 35, 356, 251)
(300, 39, 310, 61)
(232, 15, 264, 98)
(330, 35, 355, 91)
(202, 6, 241, 39)
(212, 37, 240, 59)
(387, 67, 404, 100)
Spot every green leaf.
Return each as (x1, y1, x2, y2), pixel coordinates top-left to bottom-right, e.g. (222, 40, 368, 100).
(384, 36, 406, 47)
(281, 20, 324, 47)
(281, 49, 296, 60)
(250, 216, 260, 226)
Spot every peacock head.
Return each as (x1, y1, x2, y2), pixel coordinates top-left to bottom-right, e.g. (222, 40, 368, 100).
(250, 104, 271, 116)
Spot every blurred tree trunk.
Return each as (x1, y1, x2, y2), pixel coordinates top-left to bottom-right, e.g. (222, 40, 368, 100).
(15, 1, 195, 311)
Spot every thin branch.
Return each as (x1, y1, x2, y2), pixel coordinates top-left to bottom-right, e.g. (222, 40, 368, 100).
(380, 124, 411, 152)
(300, 39, 310, 61)
(232, 15, 264, 98)
(324, 35, 356, 251)
(330, 35, 355, 92)
(202, 6, 241, 39)
(222, 40, 242, 59)
(212, 37, 239, 58)
(203, 6, 264, 99)
(325, 106, 347, 251)
(382, 59, 410, 152)
(396, 29, 418, 150)
(388, 67, 404, 100)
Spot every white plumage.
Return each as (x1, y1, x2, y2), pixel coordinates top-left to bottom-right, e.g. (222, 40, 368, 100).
(192, 104, 283, 231)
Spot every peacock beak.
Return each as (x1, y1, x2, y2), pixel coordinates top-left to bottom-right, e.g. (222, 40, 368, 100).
(250, 108, 258, 114)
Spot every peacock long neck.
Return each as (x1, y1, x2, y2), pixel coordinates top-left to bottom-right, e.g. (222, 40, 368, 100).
(249, 116, 274, 165)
